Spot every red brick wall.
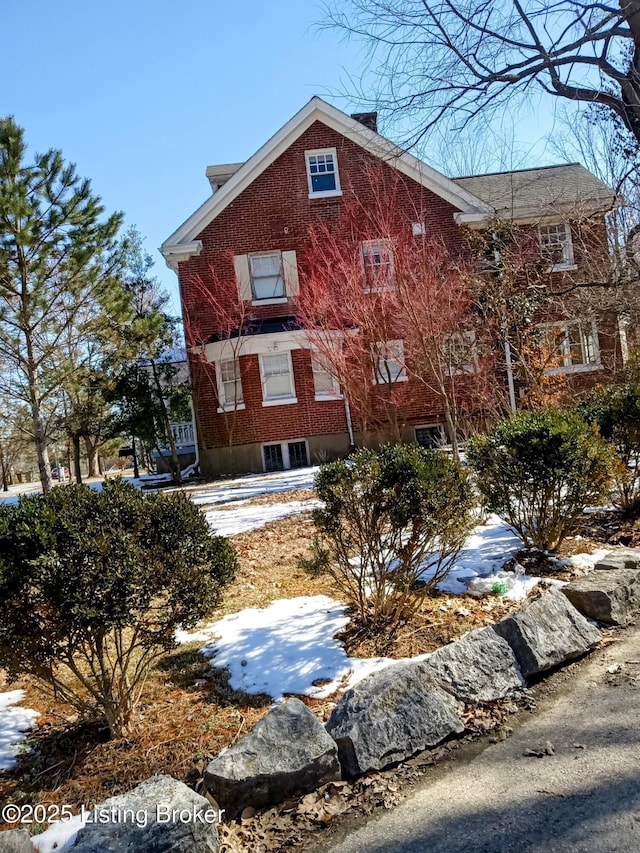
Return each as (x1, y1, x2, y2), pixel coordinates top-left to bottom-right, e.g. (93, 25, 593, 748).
(177, 120, 615, 457)
(179, 120, 469, 450)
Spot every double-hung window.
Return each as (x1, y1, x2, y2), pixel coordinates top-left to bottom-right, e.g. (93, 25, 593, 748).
(218, 358, 244, 411)
(361, 240, 394, 291)
(305, 148, 341, 198)
(312, 355, 341, 399)
(543, 321, 600, 373)
(539, 223, 575, 269)
(250, 253, 285, 300)
(371, 339, 407, 384)
(260, 352, 296, 404)
(234, 250, 299, 304)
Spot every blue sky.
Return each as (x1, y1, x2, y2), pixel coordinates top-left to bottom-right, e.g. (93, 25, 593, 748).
(2, 1, 559, 310)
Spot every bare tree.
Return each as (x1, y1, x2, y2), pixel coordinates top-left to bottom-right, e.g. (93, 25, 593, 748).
(181, 261, 254, 474)
(297, 165, 504, 455)
(325, 0, 640, 148)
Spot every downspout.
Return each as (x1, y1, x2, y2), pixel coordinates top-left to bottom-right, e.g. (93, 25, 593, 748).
(343, 394, 355, 450)
(189, 396, 200, 473)
(493, 232, 517, 414)
(503, 322, 517, 413)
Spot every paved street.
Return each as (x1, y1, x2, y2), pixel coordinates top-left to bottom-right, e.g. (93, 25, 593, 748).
(323, 623, 640, 853)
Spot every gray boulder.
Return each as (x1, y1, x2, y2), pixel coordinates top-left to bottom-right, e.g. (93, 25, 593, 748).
(70, 775, 219, 852)
(0, 829, 34, 853)
(493, 587, 601, 679)
(204, 698, 340, 818)
(325, 661, 464, 776)
(562, 569, 640, 625)
(594, 549, 640, 571)
(426, 626, 525, 703)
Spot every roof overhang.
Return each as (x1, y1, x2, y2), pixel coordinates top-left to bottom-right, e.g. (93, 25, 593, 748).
(162, 240, 203, 271)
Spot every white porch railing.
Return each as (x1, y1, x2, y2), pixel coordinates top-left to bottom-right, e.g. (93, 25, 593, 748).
(170, 422, 195, 447)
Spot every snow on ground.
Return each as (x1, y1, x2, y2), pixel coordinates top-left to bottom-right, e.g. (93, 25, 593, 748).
(32, 814, 86, 853)
(189, 466, 319, 508)
(180, 514, 618, 702)
(177, 595, 428, 701)
(205, 498, 321, 537)
(431, 514, 524, 594)
(0, 690, 38, 771)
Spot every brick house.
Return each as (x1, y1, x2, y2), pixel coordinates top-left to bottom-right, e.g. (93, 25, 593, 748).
(161, 97, 616, 476)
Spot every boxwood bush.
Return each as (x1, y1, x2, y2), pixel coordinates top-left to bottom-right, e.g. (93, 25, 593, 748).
(0, 478, 236, 738)
(302, 443, 476, 628)
(467, 409, 616, 551)
(577, 383, 640, 515)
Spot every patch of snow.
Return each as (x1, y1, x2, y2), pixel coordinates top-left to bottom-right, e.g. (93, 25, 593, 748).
(466, 570, 543, 601)
(32, 813, 86, 852)
(178, 596, 351, 699)
(0, 690, 38, 771)
(177, 595, 424, 701)
(205, 498, 321, 537)
(418, 514, 524, 594)
(566, 548, 610, 571)
(189, 466, 319, 508)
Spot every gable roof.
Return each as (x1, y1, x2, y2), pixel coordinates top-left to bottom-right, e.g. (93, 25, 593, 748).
(160, 96, 492, 263)
(455, 163, 615, 220)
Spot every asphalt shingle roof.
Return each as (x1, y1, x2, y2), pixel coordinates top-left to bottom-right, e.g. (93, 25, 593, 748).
(454, 163, 614, 215)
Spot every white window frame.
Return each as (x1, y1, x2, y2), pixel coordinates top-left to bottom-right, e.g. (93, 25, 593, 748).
(249, 251, 287, 304)
(216, 358, 245, 413)
(415, 424, 447, 450)
(311, 353, 341, 400)
(542, 320, 602, 374)
(305, 147, 342, 199)
(371, 339, 408, 384)
(259, 351, 297, 406)
(441, 331, 478, 377)
(361, 239, 395, 292)
(539, 222, 576, 271)
(261, 439, 310, 472)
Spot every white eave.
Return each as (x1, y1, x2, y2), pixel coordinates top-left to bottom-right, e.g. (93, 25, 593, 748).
(455, 197, 615, 229)
(162, 240, 203, 271)
(160, 97, 493, 263)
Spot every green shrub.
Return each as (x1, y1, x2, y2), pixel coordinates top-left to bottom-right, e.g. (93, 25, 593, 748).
(467, 409, 615, 551)
(0, 479, 236, 738)
(578, 383, 640, 514)
(302, 444, 476, 627)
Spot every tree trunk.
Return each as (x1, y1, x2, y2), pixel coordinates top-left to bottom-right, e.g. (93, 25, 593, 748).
(84, 437, 100, 477)
(131, 436, 140, 479)
(0, 440, 8, 491)
(25, 333, 52, 492)
(72, 434, 83, 483)
(32, 407, 52, 493)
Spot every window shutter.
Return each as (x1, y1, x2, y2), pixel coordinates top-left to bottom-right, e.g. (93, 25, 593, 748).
(282, 250, 299, 298)
(234, 254, 252, 301)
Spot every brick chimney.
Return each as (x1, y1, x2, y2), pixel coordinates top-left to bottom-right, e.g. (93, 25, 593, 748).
(350, 112, 378, 133)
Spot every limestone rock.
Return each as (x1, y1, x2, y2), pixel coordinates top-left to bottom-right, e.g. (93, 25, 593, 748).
(0, 829, 34, 852)
(492, 587, 601, 678)
(594, 549, 640, 571)
(325, 661, 464, 776)
(70, 775, 219, 852)
(562, 569, 640, 625)
(204, 698, 340, 818)
(426, 626, 525, 703)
